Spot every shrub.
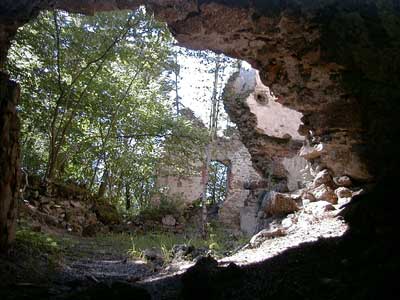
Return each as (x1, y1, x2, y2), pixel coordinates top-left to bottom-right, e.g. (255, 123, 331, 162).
(137, 195, 185, 223)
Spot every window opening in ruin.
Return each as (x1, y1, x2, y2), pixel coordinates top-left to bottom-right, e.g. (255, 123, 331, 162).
(206, 160, 229, 206)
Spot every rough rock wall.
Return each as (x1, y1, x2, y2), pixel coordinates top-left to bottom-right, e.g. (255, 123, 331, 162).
(0, 72, 20, 251)
(152, 0, 399, 183)
(223, 68, 314, 192)
(223, 68, 303, 181)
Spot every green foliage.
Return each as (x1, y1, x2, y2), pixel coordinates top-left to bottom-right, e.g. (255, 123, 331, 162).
(137, 195, 185, 222)
(207, 160, 228, 204)
(93, 198, 121, 225)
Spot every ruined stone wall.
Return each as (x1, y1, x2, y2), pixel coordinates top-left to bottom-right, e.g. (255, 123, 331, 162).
(156, 133, 262, 230)
(156, 167, 204, 205)
(212, 135, 262, 229)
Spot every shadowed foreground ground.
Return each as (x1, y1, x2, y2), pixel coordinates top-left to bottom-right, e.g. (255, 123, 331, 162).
(1, 184, 399, 300)
(0, 228, 398, 300)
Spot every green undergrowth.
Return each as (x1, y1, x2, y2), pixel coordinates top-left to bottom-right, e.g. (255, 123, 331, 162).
(8, 222, 248, 274)
(15, 227, 64, 260)
(0, 226, 66, 286)
(125, 222, 249, 263)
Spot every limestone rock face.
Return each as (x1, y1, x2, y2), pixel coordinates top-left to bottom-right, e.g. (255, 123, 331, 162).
(300, 144, 326, 160)
(223, 69, 303, 181)
(0, 73, 20, 251)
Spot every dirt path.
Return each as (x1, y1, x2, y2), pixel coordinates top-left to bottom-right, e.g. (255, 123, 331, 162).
(57, 235, 153, 283)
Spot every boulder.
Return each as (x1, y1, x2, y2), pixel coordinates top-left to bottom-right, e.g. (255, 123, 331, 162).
(304, 201, 336, 217)
(312, 169, 334, 188)
(333, 175, 352, 187)
(143, 247, 164, 266)
(162, 215, 176, 227)
(281, 217, 293, 229)
(301, 191, 316, 202)
(311, 184, 338, 204)
(264, 192, 300, 216)
(335, 187, 352, 199)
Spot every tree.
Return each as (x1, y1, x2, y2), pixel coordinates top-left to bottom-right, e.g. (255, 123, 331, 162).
(7, 8, 206, 214)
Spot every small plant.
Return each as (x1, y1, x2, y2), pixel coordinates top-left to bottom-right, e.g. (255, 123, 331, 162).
(127, 239, 143, 258)
(160, 243, 171, 263)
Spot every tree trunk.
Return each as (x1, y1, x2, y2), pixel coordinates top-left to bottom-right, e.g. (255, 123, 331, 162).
(0, 72, 20, 252)
(201, 144, 211, 238)
(97, 170, 109, 199)
(125, 182, 131, 210)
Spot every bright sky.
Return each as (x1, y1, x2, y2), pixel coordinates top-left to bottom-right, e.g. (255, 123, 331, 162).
(173, 47, 252, 130)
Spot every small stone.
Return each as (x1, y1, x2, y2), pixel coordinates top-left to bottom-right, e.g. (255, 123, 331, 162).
(143, 248, 164, 264)
(249, 228, 286, 247)
(40, 196, 51, 204)
(335, 187, 352, 199)
(333, 176, 352, 187)
(302, 191, 316, 202)
(70, 200, 82, 208)
(162, 215, 176, 226)
(338, 197, 352, 206)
